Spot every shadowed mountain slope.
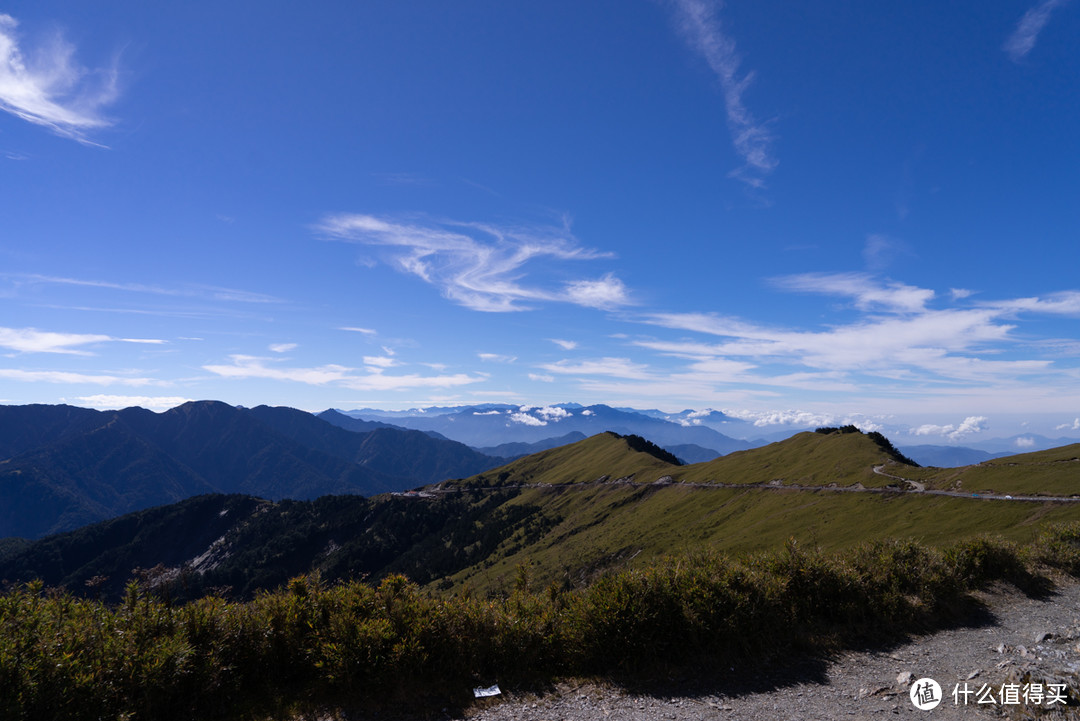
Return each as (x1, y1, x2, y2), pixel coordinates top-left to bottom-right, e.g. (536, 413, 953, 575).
(0, 401, 506, 539)
(475, 432, 588, 461)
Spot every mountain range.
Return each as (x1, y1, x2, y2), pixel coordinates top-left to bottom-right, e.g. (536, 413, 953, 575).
(338, 404, 1080, 465)
(0, 401, 507, 539)
(4, 397, 1079, 555)
(0, 400, 758, 541)
(5, 427, 1080, 603)
(336, 403, 756, 453)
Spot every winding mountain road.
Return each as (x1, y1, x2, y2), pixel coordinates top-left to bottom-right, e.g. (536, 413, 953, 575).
(870, 465, 1080, 503)
(431, 466, 1080, 504)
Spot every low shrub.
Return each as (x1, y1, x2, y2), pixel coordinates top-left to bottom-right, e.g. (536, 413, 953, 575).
(0, 526, 1074, 720)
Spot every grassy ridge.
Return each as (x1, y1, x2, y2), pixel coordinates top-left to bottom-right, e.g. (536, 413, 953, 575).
(5, 524, 1080, 721)
(451, 430, 918, 491)
(433, 430, 1080, 593)
(678, 430, 912, 487)
(445, 432, 677, 488)
(905, 443, 1080, 495)
(447, 482, 1080, 594)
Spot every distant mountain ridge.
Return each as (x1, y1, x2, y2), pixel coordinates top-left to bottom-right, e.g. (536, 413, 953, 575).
(0, 402, 507, 539)
(340, 403, 753, 454)
(899, 445, 1012, 467)
(473, 432, 588, 460)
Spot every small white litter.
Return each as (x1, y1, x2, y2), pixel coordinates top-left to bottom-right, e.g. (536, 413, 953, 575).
(473, 684, 501, 698)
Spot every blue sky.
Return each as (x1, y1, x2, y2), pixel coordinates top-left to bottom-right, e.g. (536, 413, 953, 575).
(2, 0, 1079, 445)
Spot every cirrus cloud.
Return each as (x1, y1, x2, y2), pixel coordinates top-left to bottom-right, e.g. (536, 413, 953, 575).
(0, 368, 167, 386)
(668, 0, 777, 188)
(0, 14, 119, 144)
(1004, 0, 1072, 62)
(0, 326, 164, 355)
(203, 354, 483, 392)
(317, 213, 630, 313)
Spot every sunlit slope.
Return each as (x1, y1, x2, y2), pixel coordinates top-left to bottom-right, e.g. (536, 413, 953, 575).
(439, 430, 1080, 593)
(678, 429, 915, 487)
(440, 431, 678, 488)
(450, 428, 915, 490)
(905, 443, 1080, 496)
(448, 480, 1080, 593)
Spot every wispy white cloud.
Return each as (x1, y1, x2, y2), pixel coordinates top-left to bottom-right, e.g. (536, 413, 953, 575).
(528, 373, 555, 383)
(1004, 0, 1071, 62)
(0, 327, 110, 354)
(668, 0, 776, 188)
(549, 339, 578, 350)
(478, 353, 516, 363)
(642, 272, 1053, 383)
(269, 343, 297, 353)
(770, 272, 934, 313)
(203, 354, 482, 392)
(7, 274, 282, 304)
(1056, 418, 1080, 431)
(0, 14, 119, 144)
(0, 368, 167, 386)
(0, 326, 163, 355)
(538, 357, 652, 380)
(989, 291, 1080, 316)
(317, 214, 629, 313)
(339, 326, 377, 335)
(643, 307, 1017, 376)
(593, 274, 1080, 409)
(363, 355, 398, 369)
(204, 355, 351, 386)
(862, 234, 912, 272)
(74, 394, 192, 410)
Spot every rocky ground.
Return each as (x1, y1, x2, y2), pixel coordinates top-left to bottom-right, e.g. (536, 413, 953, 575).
(453, 579, 1080, 721)
(313, 577, 1080, 721)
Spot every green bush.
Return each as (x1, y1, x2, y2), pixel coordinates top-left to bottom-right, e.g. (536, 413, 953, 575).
(3, 525, 1079, 720)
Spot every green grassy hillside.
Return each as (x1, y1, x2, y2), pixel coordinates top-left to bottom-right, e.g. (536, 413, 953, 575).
(903, 442, 1080, 495)
(442, 431, 678, 488)
(435, 429, 1080, 593)
(448, 480, 1080, 593)
(678, 428, 912, 487)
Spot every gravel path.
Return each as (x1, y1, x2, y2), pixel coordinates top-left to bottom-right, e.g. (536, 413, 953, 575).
(447, 578, 1080, 721)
